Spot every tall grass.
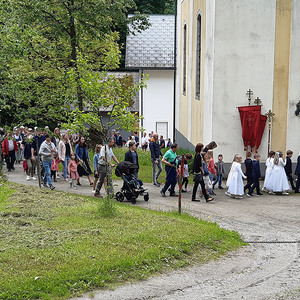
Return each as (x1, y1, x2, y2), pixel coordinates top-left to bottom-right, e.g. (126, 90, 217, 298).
(98, 195, 118, 217)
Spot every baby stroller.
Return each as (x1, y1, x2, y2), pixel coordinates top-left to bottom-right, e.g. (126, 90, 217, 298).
(115, 161, 149, 204)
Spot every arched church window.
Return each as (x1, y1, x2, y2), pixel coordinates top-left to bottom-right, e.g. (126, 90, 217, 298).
(183, 23, 187, 95)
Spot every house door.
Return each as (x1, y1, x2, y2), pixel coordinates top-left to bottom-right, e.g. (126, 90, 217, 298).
(156, 122, 168, 139)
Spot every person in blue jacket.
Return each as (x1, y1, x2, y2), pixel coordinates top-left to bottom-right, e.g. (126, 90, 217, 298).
(248, 153, 263, 197)
(75, 136, 93, 186)
(149, 133, 163, 187)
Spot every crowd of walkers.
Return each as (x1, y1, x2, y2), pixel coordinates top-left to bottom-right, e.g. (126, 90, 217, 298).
(0, 126, 93, 190)
(150, 137, 299, 202)
(1, 126, 299, 200)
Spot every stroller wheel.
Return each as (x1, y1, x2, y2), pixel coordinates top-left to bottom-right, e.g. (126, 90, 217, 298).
(144, 193, 149, 201)
(131, 198, 136, 204)
(116, 192, 124, 202)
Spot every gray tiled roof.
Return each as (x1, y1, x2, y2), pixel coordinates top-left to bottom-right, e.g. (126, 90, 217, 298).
(126, 15, 175, 69)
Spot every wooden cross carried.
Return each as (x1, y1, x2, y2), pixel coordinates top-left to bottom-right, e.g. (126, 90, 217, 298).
(246, 89, 253, 106)
(264, 109, 275, 156)
(254, 97, 261, 105)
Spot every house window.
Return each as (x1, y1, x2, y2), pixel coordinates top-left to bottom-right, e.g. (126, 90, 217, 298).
(183, 24, 187, 95)
(156, 122, 168, 140)
(195, 14, 201, 100)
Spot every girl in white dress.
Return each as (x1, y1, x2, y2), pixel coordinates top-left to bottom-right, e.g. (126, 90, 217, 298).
(226, 154, 247, 199)
(262, 151, 275, 193)
(267, 151, 290, 195)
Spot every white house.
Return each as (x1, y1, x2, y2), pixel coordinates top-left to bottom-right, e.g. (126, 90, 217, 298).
(126, 15, 175, 142)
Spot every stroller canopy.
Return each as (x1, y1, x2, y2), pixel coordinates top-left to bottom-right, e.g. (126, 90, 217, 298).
(115, 161, 138, 177)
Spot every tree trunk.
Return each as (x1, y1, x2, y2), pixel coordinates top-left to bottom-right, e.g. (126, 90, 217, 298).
(68, 1, 84, 111)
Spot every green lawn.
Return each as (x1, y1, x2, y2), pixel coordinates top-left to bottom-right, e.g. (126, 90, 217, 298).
(59, 147, 193, 183)
(90, 147, 193, 183)
(0, 183, 245, 300)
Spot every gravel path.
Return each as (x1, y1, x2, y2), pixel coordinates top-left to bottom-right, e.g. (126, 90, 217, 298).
(4, 164, 300, 300)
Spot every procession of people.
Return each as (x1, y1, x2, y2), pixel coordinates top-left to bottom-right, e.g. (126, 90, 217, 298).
(1, 126, 299, 201)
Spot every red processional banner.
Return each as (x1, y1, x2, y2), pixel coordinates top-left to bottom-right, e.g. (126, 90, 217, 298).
(238, 105, 266, 152)
(255, 114, 267, 152)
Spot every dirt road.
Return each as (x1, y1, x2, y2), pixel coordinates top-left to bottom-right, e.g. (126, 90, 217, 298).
(4, 164, 300, 299)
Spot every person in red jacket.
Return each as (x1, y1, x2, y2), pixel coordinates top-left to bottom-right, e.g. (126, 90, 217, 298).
(207, 150, 216, 195)
(1, 132, 18, 172)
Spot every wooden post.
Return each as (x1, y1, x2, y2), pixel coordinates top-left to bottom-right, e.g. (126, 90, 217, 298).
(178, 154, 184, 214)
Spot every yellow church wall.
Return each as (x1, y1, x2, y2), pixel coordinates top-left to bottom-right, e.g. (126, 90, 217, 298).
(190, 0, 206, 145)
(179, 0, 190, 138)
(271, 0, 292, 153)
(178, 0, 206, 145)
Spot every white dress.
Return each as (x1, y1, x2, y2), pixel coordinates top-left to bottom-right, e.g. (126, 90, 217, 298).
(226, 162, 246, 195)
(263, 157, 274, 189)
(267, 158, 290, 192)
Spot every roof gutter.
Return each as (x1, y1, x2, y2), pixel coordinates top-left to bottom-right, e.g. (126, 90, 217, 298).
(173, 0, 178, 143)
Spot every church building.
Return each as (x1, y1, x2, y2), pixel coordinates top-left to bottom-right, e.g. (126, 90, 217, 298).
(175, 0, 300, 162)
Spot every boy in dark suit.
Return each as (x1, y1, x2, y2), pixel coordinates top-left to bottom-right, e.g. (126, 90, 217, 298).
(248, 154, 263, 197)
(284, 150, 295, 190)
(244, 151, 253, 194)
(295, 153, 300, 193)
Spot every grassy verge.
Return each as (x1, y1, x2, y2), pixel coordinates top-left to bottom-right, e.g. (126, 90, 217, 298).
(0, 184, 245, 300)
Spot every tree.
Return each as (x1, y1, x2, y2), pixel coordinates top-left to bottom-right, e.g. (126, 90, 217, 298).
(133, 0, 175, 15)
(63, 53, 148, 143)
(0, 0, 148, 127)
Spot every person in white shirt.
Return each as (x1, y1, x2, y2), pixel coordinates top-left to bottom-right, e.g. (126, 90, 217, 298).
(141, 132, 148, 150)
(94, 138, 119, 198)
(39, 134, 57, 190)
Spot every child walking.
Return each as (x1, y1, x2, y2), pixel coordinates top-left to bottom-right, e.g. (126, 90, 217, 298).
(247, 154, 263, 197)
(207, 150, 216, 195)
(268, 151, 290, 195)
(93, 144, 102, 193)
(213, 154, 225, 189)
(178, 153, 192, 192)
(200, 152, 211, 198)
(262, 151, 275, 193)
(68, 153, 80, 189)
(284, 150, 295, 190)
(243, 151, 253, 194)
(51, 153, 61, 182)
(226, 154, 247, 199)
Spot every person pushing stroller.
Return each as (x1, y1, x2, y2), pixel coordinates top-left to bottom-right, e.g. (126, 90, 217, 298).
(94, 138, 119, 198)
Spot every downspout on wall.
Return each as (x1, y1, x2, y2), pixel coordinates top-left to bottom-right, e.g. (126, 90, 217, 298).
(173, 0, 178, 143)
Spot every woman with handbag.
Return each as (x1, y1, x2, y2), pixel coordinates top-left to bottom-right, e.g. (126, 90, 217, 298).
(75, 136, 93, 186)
(191, 143, 213, 202)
